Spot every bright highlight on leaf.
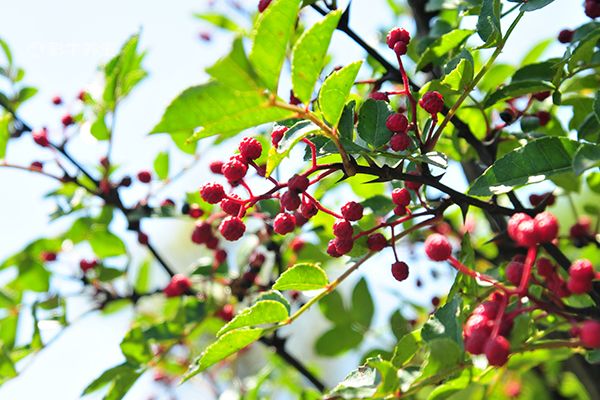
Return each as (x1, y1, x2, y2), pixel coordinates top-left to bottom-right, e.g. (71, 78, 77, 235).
(273, 263, 328, 291)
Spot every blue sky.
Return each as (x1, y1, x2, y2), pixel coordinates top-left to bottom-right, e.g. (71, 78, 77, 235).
(0, 0, 586, 399)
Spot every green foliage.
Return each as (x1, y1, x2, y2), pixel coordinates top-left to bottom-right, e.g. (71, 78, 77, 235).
(318, 61, 363, 126)
(272, 262, 328, 291)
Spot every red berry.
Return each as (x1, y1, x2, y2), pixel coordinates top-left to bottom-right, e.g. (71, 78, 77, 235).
(536, 111, 551, 126)
(41, 251, 57, 262)
(51, 96, 62, 105)
(394, 205, 408, 216)
(209, 160, 224, 174)
(567, 277, 592, 294)
(465, 328, 492, 355)
(386, 28, 411, 49)
(341, 201, 363, 221)
(32, 128, 50, 147)
(206, 236, 219, 250)
(288, 174, 309, 192)
(405, 171, 422, 191)
(30, 161, 43, 171)
(580, 320, 600, 348)
(189, 204, 204, 219)
(220, 194, 243, 216)
(61, 114, 74, 126)
(367, 233, 387, 251)
(273, 213, 296, 235)
(391, 188, 411, 207)
(290, 237, 305, 253)
(271, 126, 288, 146)
(393, 41, 408, 56)
(300, 202, 318, 219)
(137, 170, 152, 183)
(464, 314, 492, 337)
(391, 261, 409, 281)
(327, 240, 342, 257)
(390, 133, 411, 152)
(386, 113, 409, 133)
(249, 252, 265, 268)
(191, 222, 212, 244)
(333, 238, 353, 255)
(161, 199, 175, 207)
(533, 211, 558, 243)
(217, 304, 234, 321)
(79, 259, 98, 272)
(570, 259, 595, 281)
(508, 214, 538, 247)
(138, 232, 149, 245)
(424, 233, 452, 261)
(532, 91, 551, 101)
(222, 157, 248, 182)
(585, 0, 600, 19)
(485, 335, 510, 366)
(239, 137, 263, 161)
(77, 90, 87, 101)
(200, 183, 226, 204)
(473, 301, 499, 320)
(258, 0, 272, 13)
(369, 92, 389, 102)
(536, 257, 555, 278)
(333, 219, 353, 238)
(215, 249, 227, 264)
(281, 190, 301, 211)
(419, 91, 444, 115)
(570, 216, 592, 239)
(219, 217, 246, 241)
(507, 213, 530, 240)
(506, 261, 524, 286)
(164, 274, 192, 297)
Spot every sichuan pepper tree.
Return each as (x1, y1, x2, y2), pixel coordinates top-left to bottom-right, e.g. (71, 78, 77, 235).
(3, 0, 600, 398)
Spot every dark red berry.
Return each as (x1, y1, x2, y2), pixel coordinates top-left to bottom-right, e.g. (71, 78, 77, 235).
(585, 0, 600, 19)
(288, 174, 309, 193)
(281, 190, 301, 211)
(333, 219, 353, 238)
(215, 249, 227, 264)
(405, 172, 422, 191)
(137, 170, 152, 183)
(327, 240, 342, 257)
(239, 137, 263, 161)
(30, 161, 43, 171)
(419, 91, 444, 115)
(570, 217, 592, 240)
(220, 195, 243, 216)
(394, 205, 408, 216)
(41, 251, 57, 262)
(189, 204, 204, 219)
(200, 183, 226, 204)
(473, 301, 499, 320)
(390, 133, 411, 152)
(341, 201, 363, 221)
(367, 233, 387, 251)
(209, 160, 224, 174)
(138, 232, 149, 245)
(567, 277, 592, 294)
(507, 213, 538, 247)
(61, 114, 74, 126)
(300, 202, 318, 219)
(393, 41, 408, 56)
(51, 96, 62, 105)
(217, 304, 234, 321)
(506, 261, 524, 286)
(536, 111, 551, 126)
(219, 217, 246, 241)
(465, 328, 492, 355)
(533, 211, 558, 243)
(222, 157, 248, 182)
(192, 222, 213, 244)
(258, 0, 272, 13)
(273, 213, 296, 235)
(532, 91, 550, 101)
(369, 92, 389, 102)
(206, 236, 219, 250)
(569, 259, 595, 281)
(386, 28, 411, 49)
(424, 234, 452, 261)
(536, 257, 555, 278)
(290, 237, 305, 252)
(164, 274, 192, 297)
(391, 188, 411, 207)
(80, 259, 98, 272)
(33, 128, 50, 147)
(333, 238, 353, 255)
(580, 320, 600, 348)
(386, 113, 409, 133)
(391, 261, 409, 281)
(485, 336, 510, 366)
(249, 252, 265, 268)
(271, 126, 288, 146)
(77, 90, 87, 101)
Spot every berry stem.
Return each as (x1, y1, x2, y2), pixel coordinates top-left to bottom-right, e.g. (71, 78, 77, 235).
(517, 246, 538, 295)
(447, 256, 511, 294)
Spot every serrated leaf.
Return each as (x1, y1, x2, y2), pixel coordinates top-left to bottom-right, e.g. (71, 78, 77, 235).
(218, 300, 288, 336)
(249, 0, 301, 91)
(291, 10, 342, 103)
(120, 327, 152, 365)
(417, 29, 473, 70)
(469, 137, 579, 196)
(391, 331, 419, 368)
(153, 151, 169, 180)
(442, 58, 473, 92)
(186, 328, 264, 378)
(151, 82, 294, 141)
(206, 37, 258, 91)
(357, 98, 393, 148)
(351, 278, 374, 329)
(421, 295, 463, 348)
(272, 262, 328, 291)
(421, 338, 462, 379)
(254, 290, 291, 313)
(195, 13, 244, 33)
(484, 81, 555, 108)
(266, 120, 320, 175)
(573, 143, 600, 175)
(319, 61, 362, 126)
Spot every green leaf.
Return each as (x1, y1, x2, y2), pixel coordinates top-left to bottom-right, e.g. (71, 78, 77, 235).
(568, 28, 600, 73)
(81, 363, 134, 395)
(416, 29, 473, 70)
(362, 195, 395, 216)
(120, 327, 152, 365)
(153, 151, 169, 180)
(476, 0, 501, 48)
(291, 10, 342, 103)
(89, 230, 126, 258)
(421, 338, 462, 379)
(328, 366, 377, 399)
(595, 90, 600, 122)
(266, 120, 320, 176)
(391, 331, 419, 367)
(206, 37, 258, 91)
(421, 295, 463, 348)
(442, 58, 474, 92)
(468, 137, 580, 196)
(351, 278, 374, 329)
(366, 356, 399, 396)
(0, 113, 10, 160)
(573, 143, 600, 175)
(104, 367, 143, 400)
(103, 34, 147, 109)
(272, 262, 328, 291)
(186, 328, 264, 378)
(134, 259, 151, 293)
(151, 82, 294, 141)
(390, 310, 410, 340)
(254, 290, 291, 314)
(249, 0, 301, 91)
(90, 112, 110, 140)
(195, 13, 244, 33)
(319, 61, 362, 126)
(511, 61, 557, 83)
(315, 324, 363, 356)
(520, 0, 555, 11)
(483, 81, 555, 108)
(339, 100, 356, 141)
(217, 300, 289, 336)
(357, 99, 393, 148)
(319, 290, 349, 325)
(578, 112, 600, 142)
